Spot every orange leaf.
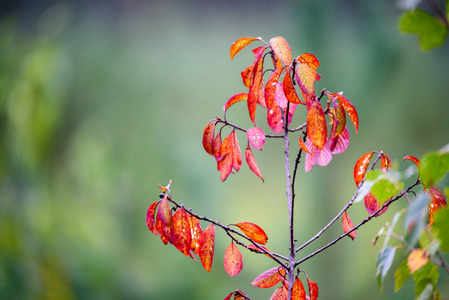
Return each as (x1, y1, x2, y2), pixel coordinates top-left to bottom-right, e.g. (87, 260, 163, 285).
(245, 143, 264, 182)
(235, 222, 268, 244)
(380, 153, 391, 172)
(146, 201, 159, 234)
(224, 242, 243, 277)
(247, 127, 265, 150)
(428, 186, 447, 226)
(364, 191, 388, 216)
(189, 216, 203, 255)
(271, 285, 288, 299)
(353, 152, 374, 186)
(247, 244, 273, 260)
(171, 208, 192, 256)
(299, 137, 311, 154)
(407, 249, 429, 273)
(333, 101, 346, 137)
(307, 278, 319, 300)
(404, 155, 420, 168)
(241, 64, 254, 88)
(224, 93, 248, 112)
(283, 71, 305, 105)
(203, 120, 218, 156)
(307, 101, 327, 149)
(269, 37, 292, 66)
(342, 211, 356, 240)
(295, 53, 320, 96)
(234, 290, 248, 300)
(251, 267, 286, 288)
(291, 278, 305, 300)
(213, 132, 222, 160)
(199, 225, 215, 272)
(216, 131, 242, 181)
(333, 93, 358, 133)
(156, 196, 173, 244)
(265, 67, 284, 111)
(230, 37, 260, 60)
(248, 46, 266, 125)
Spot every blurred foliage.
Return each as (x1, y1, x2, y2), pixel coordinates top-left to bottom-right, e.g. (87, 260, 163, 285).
(0, 1, 448, 299)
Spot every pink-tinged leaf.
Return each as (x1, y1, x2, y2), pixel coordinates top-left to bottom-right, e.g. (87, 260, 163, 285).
(251, 267, 286, 288)
(146, 201, 159, 234)
(291, 278, 306, 300)
(274, 82, 288, 108)
(213, 133, 222, 160)
(305, 138, 332, 172)
(241, 64, 254, 88)
(224, 93, 248, 112)
(235, 222, 268, 244)
(203, 120, 218, 156)
(230, 37, 260, 60)
(267, 100, 297, 134)
(172, 208, 192, 256)
(269, 37, 292, 66)
(354, 152, 374, 186)
(307, 101, 327, 149)
(328, 127, 350, 154)
(156, 196, 173, 244)
(265, 67, 284, 111)
(427, 186, 447, 226)
(248, 47, 266, 125)
(404, 155, 421, 168)
(247, 127, 265, 150)
(380, 153, 391, 172)
(189, 216, 203, 256)
(342, 211, 356, 240)
(199, 225, 215, 272)
(270, 285, 288, 300)
(364, 191, 388, 216)
(299, 137, 311, 154)
(307, 278, 318, 300)
(283, 71, 305, 105)
(333, 93, 358, 133)
(224, 242, 243, 277)
(245, 143, 264, 182)
(295, 53, 320, 96)
(217, 131, 242, 182)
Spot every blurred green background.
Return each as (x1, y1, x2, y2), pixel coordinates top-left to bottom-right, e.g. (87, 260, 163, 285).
(1, 0, 448, 299)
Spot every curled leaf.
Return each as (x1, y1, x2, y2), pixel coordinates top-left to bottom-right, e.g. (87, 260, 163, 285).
(403, 155, 421, 168)
(235, 222, 268, 244)
(230, 37, 260, 60)
(427, 186, 447, 226)
(224, 93, 248, 112)
(146, 201, 159, 234)
(353, 152, 374, 186)
(307, 278, 319, 300)
(342, 211, 356, 240)
(156, 196, 173, 244)
(203, 120, 218, 156)
(224, 242, 243, 277)
(245, 143, 264, 182)
(333, 93, 359, 133)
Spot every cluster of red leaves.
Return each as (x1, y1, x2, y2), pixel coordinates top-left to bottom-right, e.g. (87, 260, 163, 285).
(203, 36, 359, 181)
(147, 189, 271, 277)
(403, 156, 447, 226)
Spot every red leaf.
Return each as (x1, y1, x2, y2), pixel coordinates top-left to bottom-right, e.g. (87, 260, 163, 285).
(295, 53, 320, 96)
(307, 101, 327, 149)
(224, 93, 248, 112)
(199, 225, 215, 272)
(245, 143, 264, 182)
(291, 278, 306, 300)
(146, 201, 159, 234)
(364, 191, 388, 216)
(307, 278, 318, 300)
(217, 131, 242, 182)
(333, 93, 358, 133)
(305, 138, 332, 172)
(230, 37, 260, 60)
(269, 37, 292, 66)
(283, 71, 305, 105)
(427, 186, 447, 226)
(404, 155, 421, 168)
(342, 211, 356, 240)
(203, 120, 218, 156)
(247, 127, 265, 150)
(224, 292, 233, 300)
(333, 101, 346, 137)
(265, 67, 284, 111)
(172, 208, 192, 256)
(353, 152, 374, 186)
(234, 290, 248, 300)
(224, 242, 243, 277)
(235, 222, 268, 244)
(213, 132, 222, 160)
(248, 46, 266, 125)
(156, 196, 173, 244)
(247, 244, 272, 260)
(267, 100, 297, 134)
(251, 267, 286, 288)
(328, 126, 350, 154)
(189, 216, 203, 255)
(270, 285, 288, 300)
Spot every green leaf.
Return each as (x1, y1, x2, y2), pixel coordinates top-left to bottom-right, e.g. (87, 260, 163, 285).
(416, 284, 436, 300)
(412, 261, 439, 297)
(371, 179, 403, 205)
(432, 207, 449, 251)
(376, 246, 396, 292)
(394, 258, 411, 292)
(420, 152, 449, 187)
(399, 9, 448, 50)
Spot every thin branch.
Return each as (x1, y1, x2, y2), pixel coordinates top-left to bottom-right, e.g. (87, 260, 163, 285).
(216, 118, 284, 139)
(294, 179, 421, 267)
(426, 0, 449, 27)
